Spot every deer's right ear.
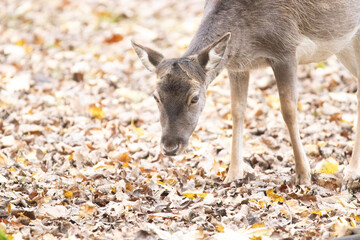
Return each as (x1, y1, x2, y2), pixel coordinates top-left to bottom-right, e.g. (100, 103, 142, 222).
(131, 41, 164, 72)
(197, 32, 231, 72)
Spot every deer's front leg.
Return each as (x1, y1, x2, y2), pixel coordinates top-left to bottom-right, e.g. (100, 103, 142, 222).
(225, 71, 249, 183)
(271, 56, 311, 185)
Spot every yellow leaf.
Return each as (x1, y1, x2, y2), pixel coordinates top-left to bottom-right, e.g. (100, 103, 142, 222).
(120, 152, 131, 163)
(183, 192, 196, 199)
(24, 44, 32, 54)
(88, 105, 105, 119)
(314, 157, 339, 174)
(197, 193, 208, 198)
(267, 95, 280, 110)
(259, 201, 268, 208)
(311, 210, 322, 216)
(250, 236, 262, 240)
(319, 141, 328, 147)
(165, 178, 178, 185)
(216, 225, 224, 232)
(183, 191, 207, 199)
(219, 164, 229, 172)
(297, 102, 302, 111)
(134, 127, 145, 136)
(16, 39, 26, 46)
(350, 218, 356, 228)
(16, 157, 27, 166)
(126, 182, 134, 192)
(65, 191, 73, 198)
(0, 152, 9, 166)
(250, 199, 269, 209)
(9, 167, 16, 173)
(89, 186, 95, 192)
(317, 62, 326, 69)
(266, 189, 284, 203)
(17, 212, 28, 218)
(157, 180, 165, 185)
(68, 153, 73, 160)
(251, 222, 265, 229)
(122, 162, 129, 168)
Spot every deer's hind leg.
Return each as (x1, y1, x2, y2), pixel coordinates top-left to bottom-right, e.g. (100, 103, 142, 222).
(336, 34, 360, 190)
(271, 55, 311, 185)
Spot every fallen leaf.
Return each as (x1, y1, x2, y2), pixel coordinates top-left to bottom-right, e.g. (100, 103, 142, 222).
(266, 95, 280, 110)
(65, 191, 73, 198)
(314, 157, 339, 174)
(183, 191, 208, 199)
(216, 225, 224, 232)
(183, 192, 196, 199)
(251, 222, 265, 229)
(104, 33, 124, 44)
(89, 105, 105, 119)
(266, 189, 284, 203)
(0, 152, 8, 166)
(80, 202, 97, 217)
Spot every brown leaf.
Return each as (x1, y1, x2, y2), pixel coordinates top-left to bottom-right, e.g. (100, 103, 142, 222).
(104, 34, 124, 44)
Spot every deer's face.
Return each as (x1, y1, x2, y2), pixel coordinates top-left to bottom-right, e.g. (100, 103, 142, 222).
(132, 33, 230, 156)
(154, 60, 206, 156)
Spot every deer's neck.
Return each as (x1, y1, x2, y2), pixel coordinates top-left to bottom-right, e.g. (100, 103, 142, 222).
(183, 6, 228, 57)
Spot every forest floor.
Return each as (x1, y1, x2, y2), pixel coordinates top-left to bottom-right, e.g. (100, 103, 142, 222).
(0, 0, 360, 239)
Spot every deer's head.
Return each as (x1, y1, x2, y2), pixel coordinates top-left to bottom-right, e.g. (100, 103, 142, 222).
(132, 33, 230, 156)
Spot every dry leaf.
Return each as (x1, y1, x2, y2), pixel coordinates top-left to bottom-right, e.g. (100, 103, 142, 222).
(64, 191, 73, 198)
(89, 105, 105, 119)
(266, 189, 284, 203)
(104, 34, 124, 44)
(80, 202, 97, 217)
(216, 225, 224, 232)
(314, 157, 339, 174)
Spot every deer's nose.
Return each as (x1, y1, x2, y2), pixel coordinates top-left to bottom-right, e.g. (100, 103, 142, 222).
(162, 144, 179, 156)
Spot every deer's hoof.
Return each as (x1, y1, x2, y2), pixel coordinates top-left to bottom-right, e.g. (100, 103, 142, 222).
(343, 167, 360, 191)
(224, 169, 244, 183)
(295, 172, 311, 186)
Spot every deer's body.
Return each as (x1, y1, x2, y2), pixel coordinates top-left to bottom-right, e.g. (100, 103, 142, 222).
(132, 0, 360, 189)
(186, 0, 360, 68)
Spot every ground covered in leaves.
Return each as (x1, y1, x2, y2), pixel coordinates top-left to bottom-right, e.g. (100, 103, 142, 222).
(0, 0, 360, 239)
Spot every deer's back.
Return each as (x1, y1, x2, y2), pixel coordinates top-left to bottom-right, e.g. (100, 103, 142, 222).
(190, 0, 360, 69)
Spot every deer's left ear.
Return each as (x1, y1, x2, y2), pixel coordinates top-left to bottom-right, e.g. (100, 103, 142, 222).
(131, 40, 164, 72)
(197, 32, 231, 72)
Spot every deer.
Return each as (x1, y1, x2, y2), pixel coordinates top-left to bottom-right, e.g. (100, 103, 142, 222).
(132, 0, 360, 189)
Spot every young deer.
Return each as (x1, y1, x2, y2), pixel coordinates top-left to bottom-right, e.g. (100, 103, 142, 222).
(132, 0, 360, 188)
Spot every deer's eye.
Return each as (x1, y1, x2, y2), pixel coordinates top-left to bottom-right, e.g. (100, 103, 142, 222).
(191, 95, 199, 104)
(153, 94, 160, 103)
